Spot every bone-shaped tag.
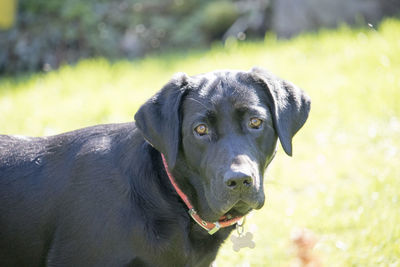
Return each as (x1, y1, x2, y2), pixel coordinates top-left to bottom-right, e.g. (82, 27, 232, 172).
(230, 232, 255, 252)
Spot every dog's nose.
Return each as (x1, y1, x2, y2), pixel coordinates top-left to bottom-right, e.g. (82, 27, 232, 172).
(223, 171, 253, 190)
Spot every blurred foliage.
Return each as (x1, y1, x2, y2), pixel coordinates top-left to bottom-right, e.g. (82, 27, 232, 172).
(0, 0, 246, 73)
(201, 1, 239, 39)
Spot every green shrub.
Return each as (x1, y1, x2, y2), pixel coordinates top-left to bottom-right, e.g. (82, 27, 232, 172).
(201, 1, 239, 39)
(0, 0, 246, 74)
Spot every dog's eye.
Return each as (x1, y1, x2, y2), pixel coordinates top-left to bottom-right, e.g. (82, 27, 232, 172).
(249, 118, 263, 129)
(194, 124, 208, 136)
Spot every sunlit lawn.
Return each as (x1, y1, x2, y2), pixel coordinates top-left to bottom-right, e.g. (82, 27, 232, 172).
(1, 18, 399, 267)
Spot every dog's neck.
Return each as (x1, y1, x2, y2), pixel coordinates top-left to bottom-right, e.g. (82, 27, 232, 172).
(121, 134, 233, 263)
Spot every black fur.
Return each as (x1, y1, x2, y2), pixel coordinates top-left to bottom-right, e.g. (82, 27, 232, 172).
(0, 68, 310, 266)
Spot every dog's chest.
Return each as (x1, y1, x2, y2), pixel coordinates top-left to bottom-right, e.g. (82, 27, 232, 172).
(184, 227, 232, 266)
(145, 225, 230, 267)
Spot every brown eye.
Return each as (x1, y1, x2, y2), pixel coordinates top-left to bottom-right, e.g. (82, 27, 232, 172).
(194, 124, 208, 135)
(249, 118, 263, 129)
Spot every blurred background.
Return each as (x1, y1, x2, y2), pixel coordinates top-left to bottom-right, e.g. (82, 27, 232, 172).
(1, 0, 400, 73)
(1, 1, 400, 266)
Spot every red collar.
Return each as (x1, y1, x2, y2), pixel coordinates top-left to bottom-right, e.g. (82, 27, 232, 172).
(161, 153, 243, 235)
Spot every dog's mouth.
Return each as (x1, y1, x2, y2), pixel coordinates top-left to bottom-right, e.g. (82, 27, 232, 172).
(221, 201, 252, 220)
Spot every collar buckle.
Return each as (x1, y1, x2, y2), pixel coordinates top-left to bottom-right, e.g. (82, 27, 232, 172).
(188, 208, 221, 235)
(207, 222, 221, 235)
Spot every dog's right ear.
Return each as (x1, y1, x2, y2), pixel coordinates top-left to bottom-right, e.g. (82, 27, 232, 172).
(134, 73, 190, 169)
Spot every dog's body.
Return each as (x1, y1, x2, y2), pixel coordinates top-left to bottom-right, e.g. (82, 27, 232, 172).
(0, 68, 310, 266)
(0, 123, 225, 266)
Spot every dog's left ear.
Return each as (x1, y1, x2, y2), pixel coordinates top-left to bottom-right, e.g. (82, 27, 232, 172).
(134, 73, 190, 168)
(249, 67, 311, 156)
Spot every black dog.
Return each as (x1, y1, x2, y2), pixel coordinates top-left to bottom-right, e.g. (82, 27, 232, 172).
(0, 67, 310, 266)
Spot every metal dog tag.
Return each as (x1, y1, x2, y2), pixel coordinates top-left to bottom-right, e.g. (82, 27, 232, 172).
(230, 217, 255, 252)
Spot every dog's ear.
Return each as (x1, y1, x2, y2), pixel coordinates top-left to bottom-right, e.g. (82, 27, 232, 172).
(249, 67, 311, 156)
(134, 73, 190, 168)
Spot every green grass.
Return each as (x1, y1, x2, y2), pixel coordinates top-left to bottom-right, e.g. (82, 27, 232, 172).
(1, 18, 400, 266)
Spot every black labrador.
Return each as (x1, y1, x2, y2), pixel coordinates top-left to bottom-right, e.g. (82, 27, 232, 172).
(0, 67, 310, 267)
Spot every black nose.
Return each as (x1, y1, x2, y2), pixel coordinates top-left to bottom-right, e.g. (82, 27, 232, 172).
(223, 171, 253, 190)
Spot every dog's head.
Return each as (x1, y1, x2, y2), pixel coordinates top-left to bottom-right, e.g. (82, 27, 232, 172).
(135, 67, 310, 221)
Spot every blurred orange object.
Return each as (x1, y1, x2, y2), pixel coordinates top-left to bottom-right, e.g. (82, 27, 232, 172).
(290, 228, 322, 267)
